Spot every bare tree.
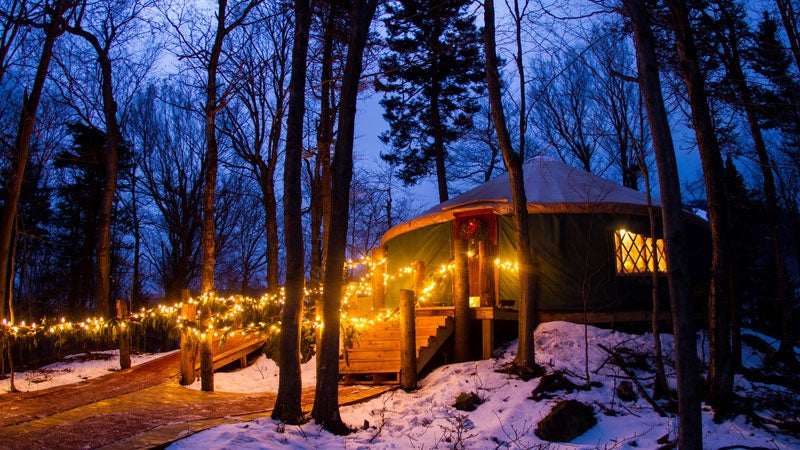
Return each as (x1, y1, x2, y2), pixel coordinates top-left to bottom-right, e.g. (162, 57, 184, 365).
(306, 0, 347, 326)
(213, 187, 266, 295)
(220, 1, 291, 295)
(483, 0, 539, 376)
(169, 0, 263, 392)
(620, 0, 702, 446)
(130, 83, 204, 301)
(588, 28, 643, 189)
(311, 0, 379, 434)
(530, 50, 603, 173)
(347, 165, 414, 258)
(665, 0, 734, 417)
(0, 0, 76, 319)
(0, 0, 29, 83)
(272, 0, 311, 425)
(448, 102, 503, 185)
(56, 0, 156, 318)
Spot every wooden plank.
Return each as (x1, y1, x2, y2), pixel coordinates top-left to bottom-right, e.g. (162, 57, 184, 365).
(481, 319, 494, 360)
(211, 338, 265, 371)
(345, 349, 403, 360)
(340, 361, 401, 372)
(415, 307, 455, 317)
(470, 307, 518, 321)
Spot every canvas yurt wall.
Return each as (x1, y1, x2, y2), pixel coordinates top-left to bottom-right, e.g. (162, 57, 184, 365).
(378, 157, 711, 313)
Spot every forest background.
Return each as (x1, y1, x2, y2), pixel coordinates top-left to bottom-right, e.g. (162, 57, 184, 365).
(0, 0, 799, 441)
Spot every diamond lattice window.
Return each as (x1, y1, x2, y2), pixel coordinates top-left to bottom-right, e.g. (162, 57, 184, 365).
(614, 229, 667, 274)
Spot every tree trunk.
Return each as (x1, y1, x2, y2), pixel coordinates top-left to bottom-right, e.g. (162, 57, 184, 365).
(264, 173, 279, 293)
(273, 0, 311, 425)
(715, 1, 795, 363)
(512, 0, 527, 160)
(641, 175, 669, 398)
(311, 0, 378, 434)
(93, 51, 120, 320)
(665, 0, 734, 416)
(0, 1, 68, 319)
(310, 7, 337, 369)
(198, 0, 232, 393)
(430, 91, 449, 203)
(622, 0, 702, 447)
(641, 162, 669, 398)
(775, 0, 800, 74)
(117, 299, 131, 370)
(483, 0, 538, 376)
(310, 5, 336, 301)
(131, 169, 143, 309)
(263, 89, 284, 297)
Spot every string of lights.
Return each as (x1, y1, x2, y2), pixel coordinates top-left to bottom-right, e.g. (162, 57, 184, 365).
(0, 253, 521, 352)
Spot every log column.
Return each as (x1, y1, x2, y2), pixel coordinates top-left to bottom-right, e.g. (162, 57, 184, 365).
(179, 289, 197, 385)
(116, 299, 131, 370)
(454, 236, 470, 362)
(400, 289, 417, 390)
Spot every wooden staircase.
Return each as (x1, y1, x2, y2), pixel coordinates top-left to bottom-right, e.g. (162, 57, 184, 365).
(340, 315, 454, 384)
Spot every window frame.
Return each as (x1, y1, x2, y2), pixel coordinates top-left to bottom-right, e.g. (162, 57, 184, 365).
(613, 229, 667, 275)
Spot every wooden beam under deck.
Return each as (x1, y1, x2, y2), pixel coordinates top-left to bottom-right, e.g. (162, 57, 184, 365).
(413, 306, 671, 361)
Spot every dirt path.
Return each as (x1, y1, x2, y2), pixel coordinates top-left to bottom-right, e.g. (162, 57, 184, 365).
(0, 352, 392, 449)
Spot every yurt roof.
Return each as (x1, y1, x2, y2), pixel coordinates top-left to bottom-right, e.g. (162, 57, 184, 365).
(381, 156, 660, 245)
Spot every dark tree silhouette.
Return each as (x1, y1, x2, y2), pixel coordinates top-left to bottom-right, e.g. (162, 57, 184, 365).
(377, 0, 485, 203)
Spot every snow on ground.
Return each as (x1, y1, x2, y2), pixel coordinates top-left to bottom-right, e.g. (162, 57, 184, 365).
(3, 322, 797, 449)
(167, 322, 800, 450)
(0, 350, 172, 393)
(186, 354, 318, 392)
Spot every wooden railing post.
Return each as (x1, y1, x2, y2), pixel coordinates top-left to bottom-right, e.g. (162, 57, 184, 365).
(400, 289, 417, 390)
(199, 292, 214, 392)
(453, 236, 470, 362)
(116, 299, 131, 370)
(371, 247, 386, 309)
(179, 289, 197, 385)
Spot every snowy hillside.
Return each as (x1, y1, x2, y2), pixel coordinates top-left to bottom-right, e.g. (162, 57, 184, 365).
(168, 321, 799, 449)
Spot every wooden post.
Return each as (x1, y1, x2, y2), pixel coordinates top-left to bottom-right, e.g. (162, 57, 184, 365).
(116, 300, 131, 370)
(482, 319, 494, 360)
(179, 289, 197, 385)
(412, 260, 425, 301)
(399, 289, 417, 390)
(453, 237, 470, 362)
(199, 292, 214, 392)
(479, 240, 496, 307)
(371, 247, 386, 309)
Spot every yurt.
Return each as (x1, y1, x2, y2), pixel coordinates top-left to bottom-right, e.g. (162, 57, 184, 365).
(377, 157, 710, 318)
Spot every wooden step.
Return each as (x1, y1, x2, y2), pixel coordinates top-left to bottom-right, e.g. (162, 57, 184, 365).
(350, 335, 437, 348)
(341, 314, 453, 382)
(358, 325, 444, 339)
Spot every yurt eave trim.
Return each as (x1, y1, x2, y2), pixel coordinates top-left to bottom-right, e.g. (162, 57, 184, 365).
(380, 201, 666, 245)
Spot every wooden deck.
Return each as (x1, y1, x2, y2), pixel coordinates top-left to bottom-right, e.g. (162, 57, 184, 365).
(338, 305, 668, 384)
